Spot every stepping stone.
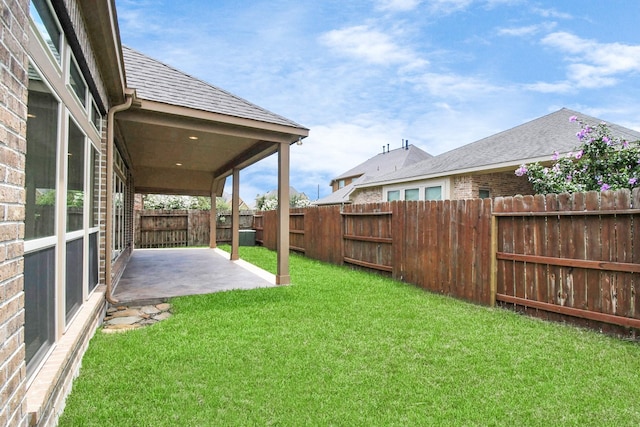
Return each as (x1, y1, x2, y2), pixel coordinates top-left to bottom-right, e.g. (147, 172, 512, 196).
(156, 303, 171, 312)
(106, 316, 144, 325)
(109, 308, 143, 318)
(154, 312, 172, 321)
(141, 305, 161, 315)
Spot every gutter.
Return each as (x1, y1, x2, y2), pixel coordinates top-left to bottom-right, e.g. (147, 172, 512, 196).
(105, 88, 135, 304)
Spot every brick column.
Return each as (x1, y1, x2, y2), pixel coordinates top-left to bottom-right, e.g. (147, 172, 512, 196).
(0, 0, 30, 426)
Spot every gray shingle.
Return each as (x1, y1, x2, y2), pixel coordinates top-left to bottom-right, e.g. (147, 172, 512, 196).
(335, 145, 432, 181)
(122, 46, 306, 129)
(362, 108, 640, 186)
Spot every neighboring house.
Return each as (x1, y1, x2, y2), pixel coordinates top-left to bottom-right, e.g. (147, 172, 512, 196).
(0, 1, 307, 426)
(349, 108, 640, 203)
(314, 141, 432, 205)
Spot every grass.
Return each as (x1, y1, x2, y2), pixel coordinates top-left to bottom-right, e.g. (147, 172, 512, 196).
(59, 247, 640, 426)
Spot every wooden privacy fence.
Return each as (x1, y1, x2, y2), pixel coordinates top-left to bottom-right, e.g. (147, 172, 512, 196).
(135, 210, 254, 248)
(255, 189, 640, 337)
(494, 190, 640, 334)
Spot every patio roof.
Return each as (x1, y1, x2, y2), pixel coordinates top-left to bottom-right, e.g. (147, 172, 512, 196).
(116, 46, 309, 196)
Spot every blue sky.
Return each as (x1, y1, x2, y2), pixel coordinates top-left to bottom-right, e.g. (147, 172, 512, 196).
(115, 0, 640, 205)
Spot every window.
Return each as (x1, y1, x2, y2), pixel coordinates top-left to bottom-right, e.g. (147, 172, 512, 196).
(91, 100, 102, 131)
(405, 188, 419, 201)
(425, 186, 442, 201)
(30, 0, 61, 63)
(25, 67, 59, 240)
(24, 248, 56, 376)
(387, 190, 400, 201)
(67, 119, 85, 232)
(338, 179, 345, 189)
(113, 148, 127, 260)
(479, 189, 491, 199)
(69, 58, 87, 107)
(89, 147, 100, 227)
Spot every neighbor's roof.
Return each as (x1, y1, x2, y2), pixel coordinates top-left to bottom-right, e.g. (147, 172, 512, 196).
(359, 108, 640, 188)
(122, 46, 307, 130)
(314, 144, 432, 205)
(334, 144, 432, 182)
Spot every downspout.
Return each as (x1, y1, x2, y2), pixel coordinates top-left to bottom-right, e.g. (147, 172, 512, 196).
(105, 88, 134, 304)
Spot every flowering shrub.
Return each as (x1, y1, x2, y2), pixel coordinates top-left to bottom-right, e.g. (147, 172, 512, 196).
(516, 115, 640, 194)
(255, 193, 311, 210)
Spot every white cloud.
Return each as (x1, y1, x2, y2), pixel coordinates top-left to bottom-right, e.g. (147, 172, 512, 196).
(319, 25, 426, 68)
(497, 22, 556, 37)
(531, 7, 572, 20)
(527, 31, 640, 93)
(375, 0, 422, 12)
(407, 72, 502, 99)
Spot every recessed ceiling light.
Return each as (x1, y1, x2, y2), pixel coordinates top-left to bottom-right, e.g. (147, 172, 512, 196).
(188, 136, 198, 140)
(176, 163, 183, 166)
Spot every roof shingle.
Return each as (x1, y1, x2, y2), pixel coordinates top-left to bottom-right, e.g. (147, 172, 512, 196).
(122, 46, 306, 130)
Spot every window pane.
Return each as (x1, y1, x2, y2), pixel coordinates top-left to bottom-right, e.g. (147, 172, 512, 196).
(65, 237, 83, 322)
(26, 68, 58, 240)
(67, 119, 85, 231)
(425, 186, 442, 201)
(89, 147, 100, 227)
(405, 188, 419, 201)
(91, 101, 101, 130)
(387, 190, 400, 201)
(479, 189, 490, 199)
(30, 0, 61, 63)
(88, 232, 99, 292)
(24, 247, 56, 377)
(69, 59, 87, 107)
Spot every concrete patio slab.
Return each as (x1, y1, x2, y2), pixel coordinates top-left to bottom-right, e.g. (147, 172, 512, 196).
(112, 247, 276, 305)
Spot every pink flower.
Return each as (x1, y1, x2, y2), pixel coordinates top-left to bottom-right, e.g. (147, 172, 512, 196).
(515, 165, 528, 177)
(600, 183, 611, 191)
(552, 151, 559, 160)
(630, 177, 638, 186)
(574, 150, 583, 159)
(569, 116, 578, 122)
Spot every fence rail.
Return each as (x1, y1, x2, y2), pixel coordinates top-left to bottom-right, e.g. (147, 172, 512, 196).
(255, 189, 640, 338)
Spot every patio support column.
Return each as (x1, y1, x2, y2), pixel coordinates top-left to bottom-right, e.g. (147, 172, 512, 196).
(230, 168, 240, 261)
(209, 188, 217, 248)
(276, 142, 290, 285)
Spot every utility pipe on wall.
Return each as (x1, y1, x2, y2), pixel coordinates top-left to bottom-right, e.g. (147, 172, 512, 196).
(105, 89, 134, 304)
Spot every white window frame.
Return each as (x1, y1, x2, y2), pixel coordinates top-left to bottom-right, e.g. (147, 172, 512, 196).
(383, 178, 450, 201)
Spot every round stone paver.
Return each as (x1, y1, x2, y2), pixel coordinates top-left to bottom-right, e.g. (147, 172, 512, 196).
(103, 302, 172, 333)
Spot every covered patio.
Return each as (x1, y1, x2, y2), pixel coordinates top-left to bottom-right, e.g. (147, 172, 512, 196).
(106, 46, 309, 304)
(112, 248, 276, 304)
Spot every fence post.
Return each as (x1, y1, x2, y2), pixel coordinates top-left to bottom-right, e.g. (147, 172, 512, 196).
(490, 213, 498, 307)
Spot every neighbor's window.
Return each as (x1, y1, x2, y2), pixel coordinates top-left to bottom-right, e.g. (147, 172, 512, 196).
(25, 67, 59, 240)
(338, 179, 345, 189)
(479, 189, 491, 199)
(387, 190, 400, 201)
(405, 188, 419, 201)
(30, 0, 62, 63)
(66, 118, 85, 231)
(425, 186, 442, 201)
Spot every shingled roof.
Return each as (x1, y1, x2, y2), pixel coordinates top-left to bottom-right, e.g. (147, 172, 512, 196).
(359, 108, 640, 187)
(315, 144, 432, 205)
(122, 46, 306, 130)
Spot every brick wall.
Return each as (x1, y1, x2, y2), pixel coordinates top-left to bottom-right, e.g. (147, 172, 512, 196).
(0, 0, 30, 426)
(452, 172, 534, 199)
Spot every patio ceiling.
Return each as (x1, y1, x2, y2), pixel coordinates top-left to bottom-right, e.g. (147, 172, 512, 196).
(116, 101, 307, 196)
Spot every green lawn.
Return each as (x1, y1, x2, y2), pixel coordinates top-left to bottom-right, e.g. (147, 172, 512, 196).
(59, 247, 640, 426)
